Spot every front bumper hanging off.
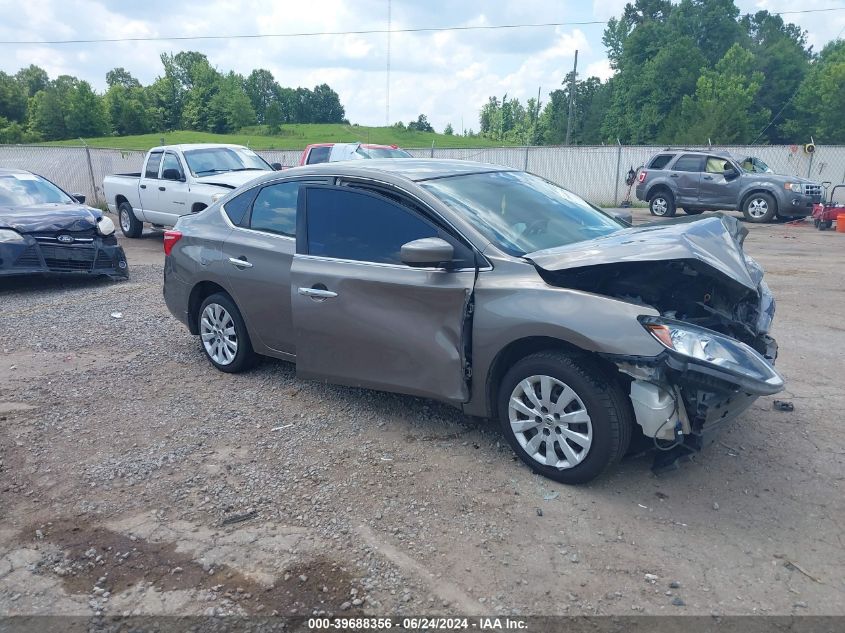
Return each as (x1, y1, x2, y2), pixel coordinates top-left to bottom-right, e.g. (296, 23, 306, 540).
(0, 233, 129, 280)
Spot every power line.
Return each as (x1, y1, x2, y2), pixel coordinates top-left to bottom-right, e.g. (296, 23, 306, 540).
(1, 7, 843, 45)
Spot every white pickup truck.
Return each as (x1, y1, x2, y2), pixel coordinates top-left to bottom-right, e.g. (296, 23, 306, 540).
(103, 144, 281, 237)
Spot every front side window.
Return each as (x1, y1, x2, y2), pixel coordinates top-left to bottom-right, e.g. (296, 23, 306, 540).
(304, 187, 441, 265)
(183, 147, 271, 176)
(0, 173, 73, 206)
(145, 152, 163, 179)
(672, 154, 703, 172)
(161, 153, 184, 180)
(421, 171, 622, 256)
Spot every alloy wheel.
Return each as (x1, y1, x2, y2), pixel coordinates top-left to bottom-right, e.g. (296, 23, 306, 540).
(120, 208, 131, 233)
(508, 374, 593, 469)
(748, 197, 769, 219)
(200, 303, 238, 365)
(651, 196, 669, 215)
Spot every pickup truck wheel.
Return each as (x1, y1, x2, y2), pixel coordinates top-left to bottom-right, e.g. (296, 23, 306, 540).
(497, 351, 632, 485)
(649, 191, 676, 217)
(118, 201, 143, 238)
(742, 193, 776, 223)
(198, 293, 256, 373)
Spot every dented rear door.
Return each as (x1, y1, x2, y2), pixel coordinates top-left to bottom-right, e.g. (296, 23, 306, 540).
(290, 185, 475, 403)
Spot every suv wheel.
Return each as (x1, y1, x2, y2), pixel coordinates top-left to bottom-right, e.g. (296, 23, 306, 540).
(497, 351, 632, 485)
(198, 293, 257, 373)
(649, 191, 676, 217)
(742, 193, 776, 223)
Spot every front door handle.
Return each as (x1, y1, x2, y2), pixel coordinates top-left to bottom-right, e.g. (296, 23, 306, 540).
(228, 256, 253, 269)
(703, 175, 713, 180)
(298, 287, 338, 299)
(159, 186, 166, 191)
(670, 173, 679, 178)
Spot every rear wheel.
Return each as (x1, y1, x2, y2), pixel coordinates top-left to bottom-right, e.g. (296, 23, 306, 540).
(118, 201, 143, 238)
(649, 190, 676, 217)
(742, 193, 777, 223)
(198, 293, 256, 373)
(497, 351, 632, 485)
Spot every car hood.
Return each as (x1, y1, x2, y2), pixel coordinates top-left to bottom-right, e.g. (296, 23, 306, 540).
(525, 214, 760, 291)
(0, 202, 102, 233)
(194, 170, 271, 189)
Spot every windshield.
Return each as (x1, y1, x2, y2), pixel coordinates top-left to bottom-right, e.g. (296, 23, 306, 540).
(422, 171, 623, 256)
(183, 147, 272, 176)
(355, 147, 412, 159)
(0, 173, 74, 206)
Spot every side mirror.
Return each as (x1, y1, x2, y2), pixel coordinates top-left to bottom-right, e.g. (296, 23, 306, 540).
(271, 162, 283, 171)
(400, 237, 454, 268)
(162, 168, 184, 181)
(723, 167, 739, 180)
(72, 193, 86, 204)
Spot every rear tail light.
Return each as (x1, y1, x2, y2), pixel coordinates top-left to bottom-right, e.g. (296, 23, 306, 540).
(638, 171, 647, 183)
(163, 230, 182, 256)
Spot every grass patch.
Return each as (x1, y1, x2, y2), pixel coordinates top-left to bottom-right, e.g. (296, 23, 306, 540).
(43, 125, 514, 151)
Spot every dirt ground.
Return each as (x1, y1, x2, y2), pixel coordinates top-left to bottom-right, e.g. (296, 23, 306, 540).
(1, 207, 843, 619)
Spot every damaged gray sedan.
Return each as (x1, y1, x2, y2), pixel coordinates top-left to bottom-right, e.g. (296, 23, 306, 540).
(163, 160, 783, 484)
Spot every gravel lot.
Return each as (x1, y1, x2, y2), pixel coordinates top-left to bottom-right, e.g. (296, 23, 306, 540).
(1, 208, 844, 618)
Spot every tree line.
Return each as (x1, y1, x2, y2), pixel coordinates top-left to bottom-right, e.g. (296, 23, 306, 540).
(475, 1, 845, 146)
(0, 51, 346, 143)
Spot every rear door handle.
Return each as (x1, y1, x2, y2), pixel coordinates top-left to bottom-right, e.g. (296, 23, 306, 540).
(298, 287, 337, 299)
(159, 186, 166, 191)
(140, 184, 147, 189)
(228, 257, 253, 269)
(670, 173, 679, 178)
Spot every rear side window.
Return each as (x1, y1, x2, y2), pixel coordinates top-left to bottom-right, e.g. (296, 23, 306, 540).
(648, 154, 674, 169)
(249, 181, 301, 236)
(306, 146, 331, 164)
(303, 187, 439, 265)
(222, 187, 258, 226)
(145, 152, 163, 179)
(672, 154, 703, 172)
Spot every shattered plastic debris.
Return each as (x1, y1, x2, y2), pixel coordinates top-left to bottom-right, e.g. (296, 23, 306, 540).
(110, 312, 123, 319)
(543, 491, 560, 501)
(773, 400, 794, 412)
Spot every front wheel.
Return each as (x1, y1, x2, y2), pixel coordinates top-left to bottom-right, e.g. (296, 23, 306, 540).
(118, 201, 143, 238)
(497, 351, 632, 485)
(649, 191, 676, 217)
(742, 193, 777, 223)
(198, 293, 257, 373)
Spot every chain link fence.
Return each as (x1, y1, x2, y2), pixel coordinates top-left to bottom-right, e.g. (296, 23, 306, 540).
(2, 143, 844, 207)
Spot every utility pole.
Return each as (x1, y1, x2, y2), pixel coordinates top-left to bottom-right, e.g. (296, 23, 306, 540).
(565, 49, 578, 146)
(385, 0, 391, 126)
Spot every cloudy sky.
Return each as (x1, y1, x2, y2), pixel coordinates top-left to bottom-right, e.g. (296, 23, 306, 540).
(0, 0, 843, 132)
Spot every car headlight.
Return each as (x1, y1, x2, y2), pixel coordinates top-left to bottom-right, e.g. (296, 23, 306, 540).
(96, 216, 115, 236)
(0, 228, 25, 243)
(640, 317, 783, 391)
(211, 192, 226, 203)
(785, 182, 802, 193)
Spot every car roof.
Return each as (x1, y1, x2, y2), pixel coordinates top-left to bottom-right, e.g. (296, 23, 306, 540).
(654, 149, 732, 157)
(148, 143, 249, 152)
(252, 158, 514, 184)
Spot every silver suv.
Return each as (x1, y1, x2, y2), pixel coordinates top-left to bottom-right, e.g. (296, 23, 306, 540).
(636, 150, 822, 223)
(163, 159, 783, 484)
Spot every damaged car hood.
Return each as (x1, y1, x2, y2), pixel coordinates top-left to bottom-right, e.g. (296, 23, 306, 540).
(0, 203, 101, 233)
(525, 214, 760, 291)
(194, 171, 270, 189)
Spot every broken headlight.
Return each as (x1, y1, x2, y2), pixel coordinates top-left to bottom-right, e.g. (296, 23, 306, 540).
(640, 317, 783, 393)
(0, 229, 25, 243)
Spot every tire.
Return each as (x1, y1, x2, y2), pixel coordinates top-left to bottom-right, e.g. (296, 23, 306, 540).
(197, 293, 257, 373)
(118, 201, 143, 238)
(648, 190, 676, 217)
(497, 351, 633, 485)
(742, 193, 777, 223)
(682, 208, 704, 215)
